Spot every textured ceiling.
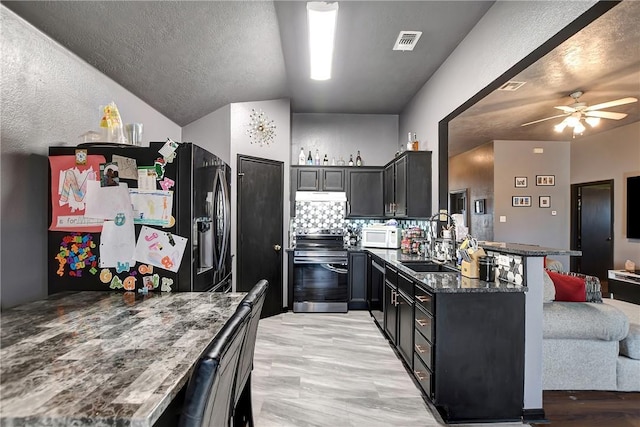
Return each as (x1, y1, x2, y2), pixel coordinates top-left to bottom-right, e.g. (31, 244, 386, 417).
(448, 0, 640, 157)
(3, 0, 492, 126)
(3, 1, 638, 154)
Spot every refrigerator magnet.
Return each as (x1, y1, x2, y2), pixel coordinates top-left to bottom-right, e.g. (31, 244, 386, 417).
(75, 149, 87, 165)
(158, 138, 179, 159)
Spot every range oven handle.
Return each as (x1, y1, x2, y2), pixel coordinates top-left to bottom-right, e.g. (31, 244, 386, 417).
(294, 258, 348, 267)
(321, 263, 348, 274)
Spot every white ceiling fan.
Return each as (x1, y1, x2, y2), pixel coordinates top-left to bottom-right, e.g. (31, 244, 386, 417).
(521, 91, 638, 137)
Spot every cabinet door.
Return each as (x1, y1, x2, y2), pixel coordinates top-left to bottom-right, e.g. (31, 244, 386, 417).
(297, 168, 320, 191)
(347, 169, 384, 217)
(397, 290, 413, 368)
(394, 156, 407, 217)
(383, 163, 395, 216)
(322, 168, 345, 191)
(384, 282, 397, 344)
(348, 252, 367, 310)
(405, 151, 432, 218)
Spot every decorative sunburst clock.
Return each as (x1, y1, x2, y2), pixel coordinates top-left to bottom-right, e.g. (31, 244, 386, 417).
(246, 108, 276, 146)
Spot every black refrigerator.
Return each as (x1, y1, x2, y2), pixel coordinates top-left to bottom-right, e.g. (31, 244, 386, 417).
(48, 141, 231, 294)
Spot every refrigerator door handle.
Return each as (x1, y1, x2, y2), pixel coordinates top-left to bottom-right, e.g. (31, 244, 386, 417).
(218, 168, 231, 273)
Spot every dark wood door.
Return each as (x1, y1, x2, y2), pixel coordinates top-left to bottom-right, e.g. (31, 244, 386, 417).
(397, 290, 413, 368)
(322, 168, 345, 191)
(347, 169, 384, 217)
(394, 157, 407, 216)
(237, 155, 283, 318)
(384, 282, 397, 344)
(574, 181, 613, 281)
(297, 168, 320, 191)
(384, 164, 395, 216)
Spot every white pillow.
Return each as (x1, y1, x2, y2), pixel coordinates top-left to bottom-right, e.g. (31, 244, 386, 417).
(543, 270, 556, 303)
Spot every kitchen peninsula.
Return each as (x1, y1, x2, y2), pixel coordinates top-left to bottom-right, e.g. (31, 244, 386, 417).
(365, 242, 580, 423)
(0, 291, 245, 427)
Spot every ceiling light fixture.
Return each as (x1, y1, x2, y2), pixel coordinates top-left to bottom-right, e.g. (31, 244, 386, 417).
(307, 2, 339, 81)
(554, 112, 599, 138)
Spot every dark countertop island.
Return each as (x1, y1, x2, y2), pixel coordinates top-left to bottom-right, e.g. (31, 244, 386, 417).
(0, 291, 245, 427)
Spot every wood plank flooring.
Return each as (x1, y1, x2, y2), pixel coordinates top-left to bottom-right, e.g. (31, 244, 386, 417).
(251, 311, 528, 427)
(532, 391, 640, 427)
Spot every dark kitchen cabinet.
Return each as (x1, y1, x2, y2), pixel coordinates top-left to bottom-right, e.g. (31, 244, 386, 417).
(383, 281, 397, 344)
(396, 288, 413, 368)
(293, 166, 345, 192)
(384, 151, 432, 218)
(348, 252, 368, 310)
(368, 255, 384, 327)
(346, 168, 384, 217)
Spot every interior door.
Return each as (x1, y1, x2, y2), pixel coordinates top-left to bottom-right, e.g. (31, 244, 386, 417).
(572, 180, 613, 281)
(237, 155, 283, 318)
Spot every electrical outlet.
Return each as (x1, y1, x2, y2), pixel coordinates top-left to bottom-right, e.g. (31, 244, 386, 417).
(551, 210, 557, 216)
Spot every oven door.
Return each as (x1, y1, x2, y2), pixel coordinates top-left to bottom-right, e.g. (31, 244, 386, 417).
(292, 259, 348, 313)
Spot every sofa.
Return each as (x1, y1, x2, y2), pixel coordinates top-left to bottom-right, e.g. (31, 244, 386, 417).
(542, 269, 640, 391)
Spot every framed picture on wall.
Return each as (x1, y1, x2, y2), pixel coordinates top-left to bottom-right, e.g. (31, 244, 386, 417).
(512, 196, 532, 207)
(539, 196, 551, 208)
(474, 199, 485, 214)
(536, 175, 555, 186)
(515, 177, 528, 188)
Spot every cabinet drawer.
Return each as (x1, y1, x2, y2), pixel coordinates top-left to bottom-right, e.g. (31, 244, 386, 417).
(414, 305, 433, 343)
(398, 273, 413, 299)
(413, 354, 432, 398)
(385, 266, 397, 286)
(414, 329, 433, 369)
(414, 285, 433, 314)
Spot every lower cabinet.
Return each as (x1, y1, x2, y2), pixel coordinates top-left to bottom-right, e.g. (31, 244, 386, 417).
(379, 262, 526, 424)
(348, 252, 368, 310)
(383, 281, 397, 344)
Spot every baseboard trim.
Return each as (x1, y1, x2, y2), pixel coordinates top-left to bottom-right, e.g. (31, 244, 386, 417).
(523, 408, 548, 423)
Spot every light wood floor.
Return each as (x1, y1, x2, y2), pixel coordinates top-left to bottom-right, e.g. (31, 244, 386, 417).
(251, 311, 528, 427)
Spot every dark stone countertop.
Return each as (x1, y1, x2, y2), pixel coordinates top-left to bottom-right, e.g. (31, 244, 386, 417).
(0, 291, 246, 427)
(478, 241, 581, 257)
(365, 248, 526, 294)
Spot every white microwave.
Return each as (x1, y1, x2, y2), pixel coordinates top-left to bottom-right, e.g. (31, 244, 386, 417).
(361, 225, 402, 249)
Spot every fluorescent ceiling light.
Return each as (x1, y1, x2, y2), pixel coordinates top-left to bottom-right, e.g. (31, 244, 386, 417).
(307, 2, 339, 81)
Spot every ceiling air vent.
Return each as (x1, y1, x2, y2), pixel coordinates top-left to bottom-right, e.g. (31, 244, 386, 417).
(393, 31, 422, 51)
(498, 81, 526, 91)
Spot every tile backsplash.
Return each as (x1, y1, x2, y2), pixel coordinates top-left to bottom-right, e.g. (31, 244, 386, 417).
(292, 201, 346, 230)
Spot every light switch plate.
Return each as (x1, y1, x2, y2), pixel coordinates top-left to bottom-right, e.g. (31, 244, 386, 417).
(499, 215, 507, 222)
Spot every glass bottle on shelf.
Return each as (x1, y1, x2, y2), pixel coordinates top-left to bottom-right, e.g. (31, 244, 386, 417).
(338, 156, 345, 166)
(307, 150, 313, 165)
(298, 147, 306, 165)
(406, 132, 413, 151)
(314, 149, 320, 165)
(348, 154, 354, 166)
(356, 150, 362, 166)
(412, 133, 419, 151)
(331, 157, 336, 166)
(323, 154, 329, 165)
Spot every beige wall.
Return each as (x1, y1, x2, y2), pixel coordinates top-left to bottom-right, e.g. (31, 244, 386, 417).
(571, 121, 640, 269)
(449, 142, 494, 241)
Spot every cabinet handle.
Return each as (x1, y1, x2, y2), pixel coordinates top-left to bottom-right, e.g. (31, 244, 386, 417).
(415, 318, 427, 327)
(414, 370, 427, 381)
(391, 290, 396, 306)
(415, 344, 427, 354)
(416, 295, 430, 303)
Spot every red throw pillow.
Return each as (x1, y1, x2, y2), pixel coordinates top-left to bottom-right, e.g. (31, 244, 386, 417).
(546, 270, 586, 302)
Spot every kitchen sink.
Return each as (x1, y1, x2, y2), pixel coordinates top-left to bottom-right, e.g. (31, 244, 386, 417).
(400, 261, 458, 273)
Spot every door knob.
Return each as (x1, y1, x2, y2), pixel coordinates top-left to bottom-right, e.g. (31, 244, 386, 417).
(274, 244, 282, 251)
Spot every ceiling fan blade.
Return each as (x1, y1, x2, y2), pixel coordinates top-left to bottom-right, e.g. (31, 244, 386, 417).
(585, 97, 638, 111)
(521, 114, 568, 127)
(585, 111, 628, 120)
(554, 105, 577, 113)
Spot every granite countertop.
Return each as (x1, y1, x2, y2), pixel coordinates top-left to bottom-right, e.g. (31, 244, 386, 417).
(0, 291, 245, 427)
(478, 241, 581, 257)
(366, 248, 526, 294)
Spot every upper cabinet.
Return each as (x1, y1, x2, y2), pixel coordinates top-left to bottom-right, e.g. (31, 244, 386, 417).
(293, 167, 345, 192)
(384, 151, 432, 218)
(346, 168, 384, 217)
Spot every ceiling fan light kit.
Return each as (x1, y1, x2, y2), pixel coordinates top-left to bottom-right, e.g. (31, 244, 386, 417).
(522, 90, 638, 138)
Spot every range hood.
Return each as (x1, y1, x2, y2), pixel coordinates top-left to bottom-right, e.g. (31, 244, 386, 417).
(295, 191, 347, 202)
